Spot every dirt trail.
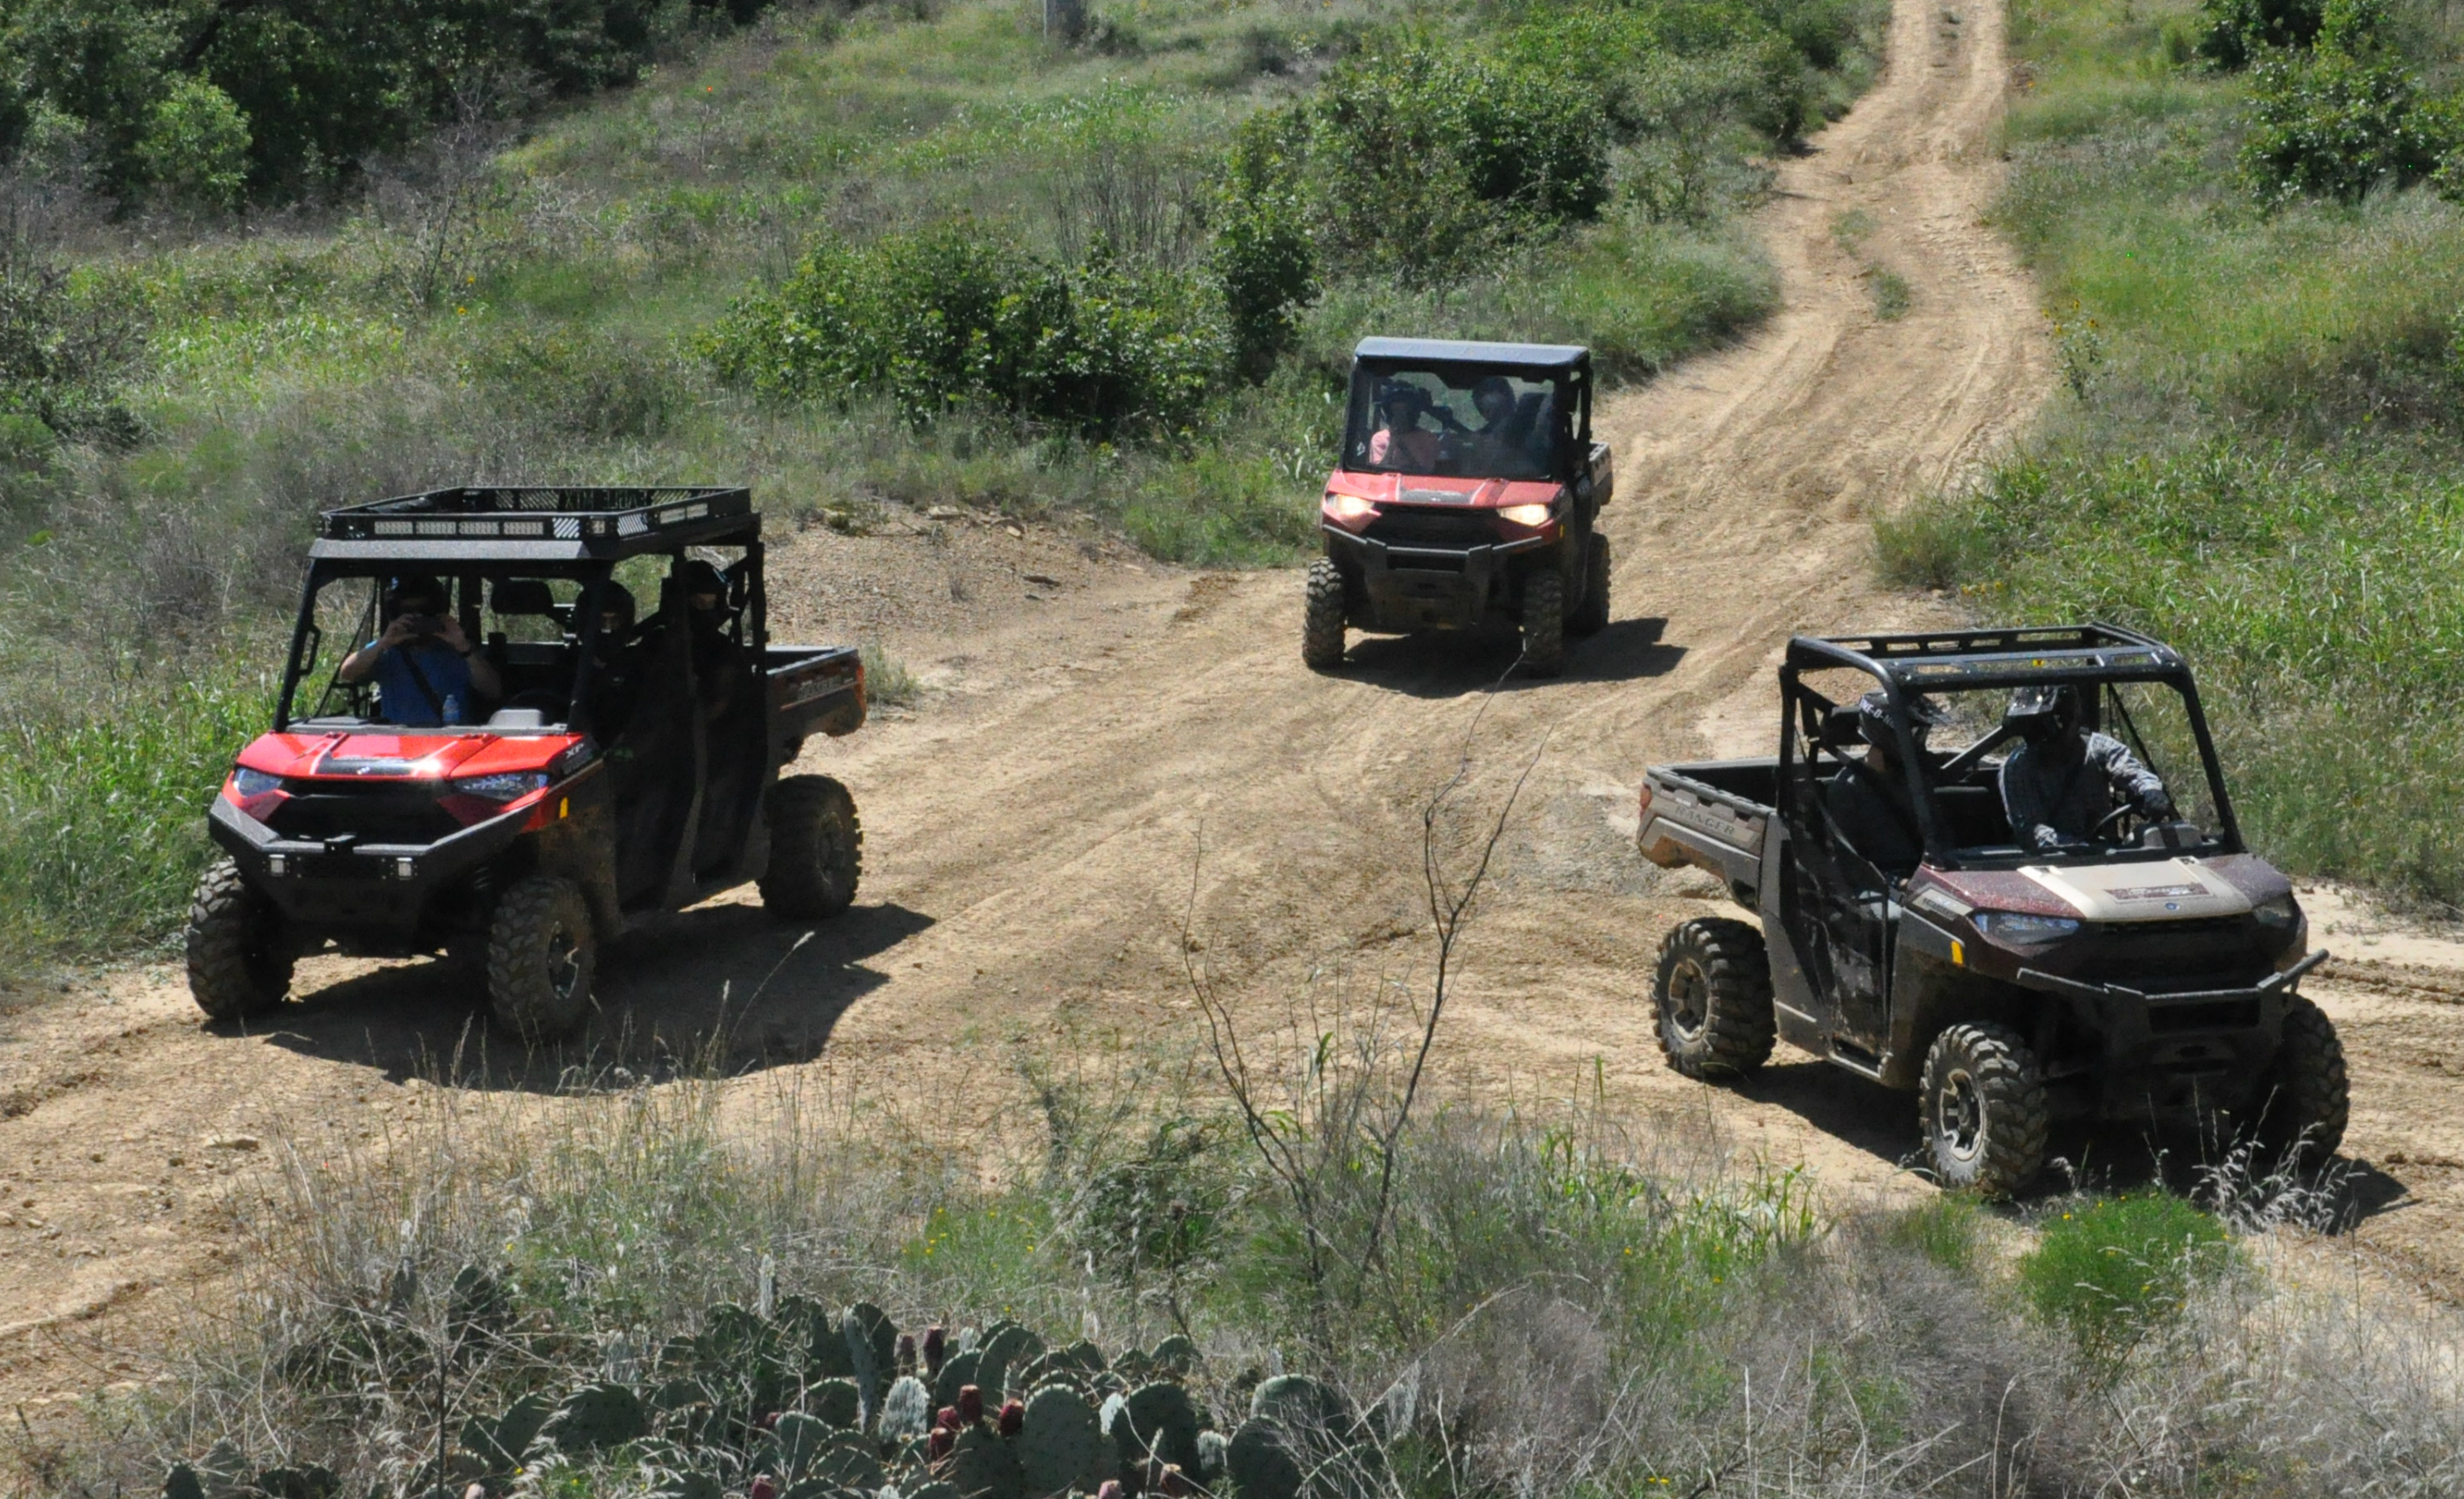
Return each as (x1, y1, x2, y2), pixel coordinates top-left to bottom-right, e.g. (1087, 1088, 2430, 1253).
(7, 0, 2464, 1422)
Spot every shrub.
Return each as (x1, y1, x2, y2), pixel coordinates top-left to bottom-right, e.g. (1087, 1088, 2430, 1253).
(706, 225, 1229, 437)
(2197, 0, 2326, 70)
(137, 75, 251, 213)
(2240, 48, 2448, 204)
(1212, 109, 1318, 380)
(2019, 1194, 2238, 1360)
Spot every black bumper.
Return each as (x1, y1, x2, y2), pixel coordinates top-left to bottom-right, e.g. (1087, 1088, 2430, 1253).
(2015, 951, 2328, 1119)
(208, 794, 528, 944)
(1323, 525, 1549, 633)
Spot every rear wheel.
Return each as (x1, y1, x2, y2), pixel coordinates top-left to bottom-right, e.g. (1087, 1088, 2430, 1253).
(760, 774, 862, 920)
(1569, 533, 1611, 638)
(185, 858, 292, 1021)
(1302, 559, 1347, 671)
(1652, 918, 1776, 1078)
(2255, 994, 2349, 1166)
(1920, 1024, 2048, 1198)
(1519, 570, 1564, 677)
(486, 876, 596, 1042)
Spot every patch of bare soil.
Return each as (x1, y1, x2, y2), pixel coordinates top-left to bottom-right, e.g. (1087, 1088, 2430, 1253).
(9, 0, 2462, 1426)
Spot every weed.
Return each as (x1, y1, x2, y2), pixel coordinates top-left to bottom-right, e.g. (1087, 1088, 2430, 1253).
(1870, 265, 1911, 319)
(2018, 1192, 2237, 1361)
(859, 643, 921, 708)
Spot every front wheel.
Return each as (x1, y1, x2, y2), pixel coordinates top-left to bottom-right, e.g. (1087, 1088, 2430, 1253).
(1519, 570, 1564, 677)
(760, 774, 862, 920)
(1569, 533, 1610, 638)
(2254, 994, 2348, 1167)
(1920, 1023, 2048, 1198)
(1302, 559, 1347, 671)
(185, 858, 293, 1021)
(1652, 918, 1776, 1078)
(486, 875, 597, 1043)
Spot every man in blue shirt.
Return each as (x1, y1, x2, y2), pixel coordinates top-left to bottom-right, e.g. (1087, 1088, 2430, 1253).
(336, 575, 502, 726)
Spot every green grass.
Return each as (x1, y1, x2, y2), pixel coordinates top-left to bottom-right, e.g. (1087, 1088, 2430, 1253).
(1878, 0, 2464, 907)
(2018, 1192, 2238, 1361)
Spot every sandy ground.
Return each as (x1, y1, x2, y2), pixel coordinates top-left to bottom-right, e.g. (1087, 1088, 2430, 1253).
(8, 0, 2464, 1426)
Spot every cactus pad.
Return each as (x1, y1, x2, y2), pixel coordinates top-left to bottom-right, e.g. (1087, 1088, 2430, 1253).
(809, 1376, 863, 1429)
(1121, 1383, 1202, 1473)
(1248, 1376, 1349, 1438)
(1225, 1421, 1303, 1499)
(460, 1391, 556, 1472)
(933, 1349, 982, 1412)
(844, 1302, 898, 1423)
(881, 1375, 932, 1441)
(543, 1383, 649, 1451)
(1018, 1383, 1107, 1496)
(1195, 1430, 1228, 1483)
(948, 1425, 1022, 1499)
(1146, 1336, 1198, 1376)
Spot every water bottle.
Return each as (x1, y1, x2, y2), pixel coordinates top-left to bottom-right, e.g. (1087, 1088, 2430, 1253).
(444, 691, 463, 725)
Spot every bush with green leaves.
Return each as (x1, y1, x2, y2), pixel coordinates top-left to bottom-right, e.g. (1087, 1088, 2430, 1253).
(2196, 0, 2326, 69)
(2240, 46, 2450, 204)
(2018, 1195, 2238, 1361)
(706, 225, 1229, 437)
(136, 75, 250, 213)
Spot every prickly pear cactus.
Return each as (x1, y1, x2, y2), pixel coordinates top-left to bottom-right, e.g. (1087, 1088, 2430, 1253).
(844, 1301, 898, 1424)
(809, 1376, 862, 1429)
(1122, 1383, 1202, 1473)
(543, 1383, 649, 1451)
(810, 1439, 886, 1493)
(1019, 1384, 1107, 1496)
(1195, 1429, 1228, 1484)
(161, 1465, 205, 1499)
(1225, 1421, 1304, 1499)
(948, 1424, 1023, 1499)
(881, 1374, 932, 1441)
(906, 1483, 961, 1499)
(933, 1349, 983, 1412)
(459, 1390, 556, 1472)
(779, 1296, 856, 1383)
(773, 1411, 835, 1481)
(1248, 1375, 1349, 1437)
(651, 1468, 725, 1499)
(976, 1324, 1042, 1402)
(1146, 1336, 1198, 1376)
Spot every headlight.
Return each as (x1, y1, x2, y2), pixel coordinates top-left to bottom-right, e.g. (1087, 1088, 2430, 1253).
(2252, 892, 2300, 929)
(1325, 494, 1378, 526)
(1497, 503, 1554, 527)
(230, 766, 282, 798)
(452, 771, 549, 802)
(1971, 910, 2081, 945)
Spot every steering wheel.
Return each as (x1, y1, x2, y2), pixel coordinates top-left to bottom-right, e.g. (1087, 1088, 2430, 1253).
(2092, 802, 2139, 841)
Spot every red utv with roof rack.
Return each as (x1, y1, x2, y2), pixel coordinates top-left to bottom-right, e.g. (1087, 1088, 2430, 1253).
(1303, 337, 1613, 676)
(185, 486, 867, 1041)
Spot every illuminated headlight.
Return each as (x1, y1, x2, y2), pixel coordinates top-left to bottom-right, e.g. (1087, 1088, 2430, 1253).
(1971, 910, 2081, 945)
(1497, 503, 1554, 527)
(231, 766, 282, 798)
(2252, 892, 2300, 929)
(1325, 494, 1378, 525)
(452, 771, 549, 802)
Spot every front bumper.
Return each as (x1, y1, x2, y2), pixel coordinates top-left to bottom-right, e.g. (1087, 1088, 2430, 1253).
(1323, 524, 1549, 632)
(2014, 950, 2328, 1118)
(209, 793, 530, 943)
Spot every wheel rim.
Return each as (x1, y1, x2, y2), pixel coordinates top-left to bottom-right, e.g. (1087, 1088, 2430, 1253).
(544, 925, 582, 1003)
(1667, 960, 1708, 1041)
(1937, 1066, 1984, 1163)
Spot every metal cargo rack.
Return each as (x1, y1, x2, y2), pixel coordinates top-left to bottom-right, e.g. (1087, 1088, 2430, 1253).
(312, 486, 756, 561)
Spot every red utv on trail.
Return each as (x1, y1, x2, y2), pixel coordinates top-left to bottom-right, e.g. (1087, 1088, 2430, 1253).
(1303, 337, 1614, 676)
(186, 487, 867, 1041)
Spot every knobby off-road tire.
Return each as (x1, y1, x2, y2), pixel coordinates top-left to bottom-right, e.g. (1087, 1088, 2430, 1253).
(486, 875, 597, 1043)
(185, 857, 293, 1021)
(1653, 918, 1777, 1078)
(1920, 1023, 2049, 1198)
(1519, 569, 1564, 677)
(2256, 993, 2349, 1166)
(1302, 559, 1348, 671)
(760, 774, 862, 921)
(1569, 533, 1611, 638)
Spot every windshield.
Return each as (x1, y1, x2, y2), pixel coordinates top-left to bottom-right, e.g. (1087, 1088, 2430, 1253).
(1341, 364, 1570, 480)
(286, 568, 615, 731)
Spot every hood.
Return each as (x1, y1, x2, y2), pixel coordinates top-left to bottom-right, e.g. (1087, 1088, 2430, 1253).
(1325, 469, 1564, 510)
(2015, 857, 2254, 923)
(236, 729, 582, 782)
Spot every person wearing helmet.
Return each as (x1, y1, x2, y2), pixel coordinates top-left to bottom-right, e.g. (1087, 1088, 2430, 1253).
(336, 574, 503, 726)
(1823, 690, 1946, 876)
(1997, 684, 2173, 851)
(1366, 382, 1442, 470)
(584, 581, 644, 739)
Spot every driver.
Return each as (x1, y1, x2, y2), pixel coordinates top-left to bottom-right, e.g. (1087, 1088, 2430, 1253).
(336, 575, 502, 727)
(1997, 684, 2174, 851)
(1366, 383, 1442, 471)
(1826, 690, 1946, 876)
(1466, 376, 1525, 472)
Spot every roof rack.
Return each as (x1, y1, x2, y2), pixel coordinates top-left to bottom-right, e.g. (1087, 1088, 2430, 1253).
(1787, 623, 2186, 685)
(1353, 336, 1591, 371)
(310, 486, 756, 561)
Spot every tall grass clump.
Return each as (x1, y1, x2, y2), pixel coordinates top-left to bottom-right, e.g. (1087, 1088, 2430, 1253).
(1881, 0, 2464, 907)
(2018, 1191, 2239, 1361)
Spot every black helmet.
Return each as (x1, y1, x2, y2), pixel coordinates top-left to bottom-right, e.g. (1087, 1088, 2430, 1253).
(682, 559, 728, 600)
(2005, 684, 2081, 744)
(385, 574, 447, 615)
(1375, 379, 1426, 414)
(597, 582, 637, 630)
(1856, 690, 1947, 751)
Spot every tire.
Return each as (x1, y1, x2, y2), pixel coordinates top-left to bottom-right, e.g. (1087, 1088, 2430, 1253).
(2255, 993, 2349, 1166)
(485, 875, 597, 1043)
(1920, 1024, 2049, 1198)
(1569, 533, 1611, 638)
(184, 857, 293, 1022)
(1519, 569, 1564, 677)
(1302, 558, 1347, 671)
(1652, 918, 1777, 1078)
(759, 774, 862, 921)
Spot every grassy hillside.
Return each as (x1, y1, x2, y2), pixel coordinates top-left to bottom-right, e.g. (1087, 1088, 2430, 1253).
(1881, 0, 2464, 906)
(0, 0, 1886, 970)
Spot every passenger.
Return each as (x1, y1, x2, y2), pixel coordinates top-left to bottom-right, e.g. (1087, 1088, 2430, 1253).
(1825, 690, 1945, 876)
(585, 583, 643, 739)
(1366, 384, 1442, 471)
(683, 559, 745, 722)
(1997, 684, 2174, 851)
(336, 574, 502, 727)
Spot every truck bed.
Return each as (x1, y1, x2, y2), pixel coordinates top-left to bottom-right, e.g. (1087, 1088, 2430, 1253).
(1638, 758, 1775, 908)
(766, 645, 866, 742)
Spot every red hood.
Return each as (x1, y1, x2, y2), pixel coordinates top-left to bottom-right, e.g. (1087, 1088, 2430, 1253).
(236, 729, 582, 781)
(1325, 469, 1564, 510)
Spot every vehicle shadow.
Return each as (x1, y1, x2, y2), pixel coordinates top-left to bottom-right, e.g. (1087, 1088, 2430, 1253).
(1732, 1059, 1924, 1170)
(1339, 616, 1684, 699)
(240, 899, 935, 1092)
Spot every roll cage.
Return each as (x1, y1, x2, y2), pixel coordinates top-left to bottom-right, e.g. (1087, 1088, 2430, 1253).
(1340, 337, 1594, 482)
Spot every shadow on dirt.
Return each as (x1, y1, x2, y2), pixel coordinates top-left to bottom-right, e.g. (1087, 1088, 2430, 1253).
(1339, 615, 1684, 698)
(1734, 1059, 1923, 1170)
(234, 899, 935, 1092)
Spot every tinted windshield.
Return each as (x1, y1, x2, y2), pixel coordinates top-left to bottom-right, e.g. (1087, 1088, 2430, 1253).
(287, 568, 610, 730)
(1341, 364, 1568, 480)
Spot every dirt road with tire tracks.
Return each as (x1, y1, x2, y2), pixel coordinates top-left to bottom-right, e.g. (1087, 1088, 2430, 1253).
(9, 0, 2464, 1423)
